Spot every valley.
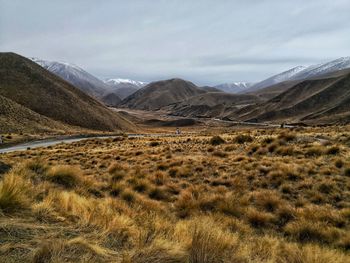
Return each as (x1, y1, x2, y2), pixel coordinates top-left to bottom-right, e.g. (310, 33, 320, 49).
(1, 52, 350, 262)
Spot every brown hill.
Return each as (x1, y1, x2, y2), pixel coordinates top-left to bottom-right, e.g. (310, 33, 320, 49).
(120, 78, 206, 110)
(236, 72, 350, 124)
(248, 68, 350, 101)
(167, 92, 261, 118)
(0, 52, 136, 132)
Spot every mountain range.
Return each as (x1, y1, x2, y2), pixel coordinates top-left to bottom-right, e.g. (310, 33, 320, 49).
(2, 52, 349, 133)
(120, 78, 206, 110)
(30, 57, 150, 107)
(243, 57, 350, 93)
(104, 78, 147, 100)
(31, 58, 113, 99)
(232, 69, 350, 125)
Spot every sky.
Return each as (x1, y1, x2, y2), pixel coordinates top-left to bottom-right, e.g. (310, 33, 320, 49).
(1, 0, 350, 86)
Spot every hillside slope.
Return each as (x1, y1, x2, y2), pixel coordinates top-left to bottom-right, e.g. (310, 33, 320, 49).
(237, 72, 350, 124)
(0, 95, 71, 133)
(248, 68, 350, 101)
(120, 78, 206, 110)
(0, 53, 135, 132)
(167, 92, 260, 118)
(245, 57, 350, 93)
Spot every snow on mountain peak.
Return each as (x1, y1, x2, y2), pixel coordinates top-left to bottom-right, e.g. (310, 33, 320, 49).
(104, 78, 147, 87)
(291, 57, 350, 80)
(215, 82, 254, 93)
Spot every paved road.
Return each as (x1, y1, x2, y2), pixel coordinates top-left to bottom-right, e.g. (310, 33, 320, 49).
(0, 136, 109, 154)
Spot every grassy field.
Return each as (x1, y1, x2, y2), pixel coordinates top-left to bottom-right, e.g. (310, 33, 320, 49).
(0, 126, 350, 262)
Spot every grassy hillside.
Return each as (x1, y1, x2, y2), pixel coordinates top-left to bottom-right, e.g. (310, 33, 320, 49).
(0, 52, 136, 132)
(237, 73, 350, 124)
(0, 94, 71, 133)
(248, 68, 350, 101)
(0, 127, 349, 262)
(120, 78, 206, 110)
(167, 92, 260, 118)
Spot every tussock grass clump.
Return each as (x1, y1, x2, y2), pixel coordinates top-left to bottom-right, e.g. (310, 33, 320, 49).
(0, 161, 12, 175)
(47, 165, 84, 188)
(32, 238, 112, 263)
(246, 208, 275, 228)
(123, 240, 188, 263)
(326, 146, 340, 155)
(252, 191, 283, 212)
(0, 173, 30, 213)
(334, 158, 344, 168)
(284, 221, 340, 244)
(149, 141, 160, 147)
(148, 187, 168, 201)
(108, 163, 128, 182)
(132, 179, 150, 193)
(278, 132, 296, 142)
(121, 189, 136, 203)
(209, 135, 225, 146)
(25, 159, 48, 175)
(344, 167, 350, 177)
(305, 146, 324, 157)
(234, 134, 253, 144)
(187, 217, 239, 263)
(212, 151, 227, 158)
(110, 182, 123, 197)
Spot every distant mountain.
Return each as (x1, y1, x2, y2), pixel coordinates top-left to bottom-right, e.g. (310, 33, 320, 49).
(215, 82, 253, 93)
(246, 57, 350, 92)
(104, 78, 147, 99)
(30, 57, 114, 98)
(105, 78, 147, 88)
(120, 78, 206, 110)
(233, 71, 350, 125)
(1, 53, 135, 132)
(247, 68, 350, 101)
(246, 66, 307, 92)
(292, 57, 350, 80)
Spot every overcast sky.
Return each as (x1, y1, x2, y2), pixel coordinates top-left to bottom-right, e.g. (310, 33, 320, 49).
(1, 0, 350, 85)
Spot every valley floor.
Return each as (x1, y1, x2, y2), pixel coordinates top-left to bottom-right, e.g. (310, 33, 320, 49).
(0, 126, 350, 262)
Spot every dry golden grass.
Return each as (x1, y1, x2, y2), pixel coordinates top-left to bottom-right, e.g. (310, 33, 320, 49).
(0, 126, 350, 262)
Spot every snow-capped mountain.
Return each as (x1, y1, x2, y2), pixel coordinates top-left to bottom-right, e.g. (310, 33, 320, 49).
(104, 78, 147, 99)
(104, 78, 147, 88)
(247, 66, 307, 92)
(30, 58, 113, 98)
(215, 82, 254, 93)
(292, 57, 350, 80)
(245, 57, 350, 93)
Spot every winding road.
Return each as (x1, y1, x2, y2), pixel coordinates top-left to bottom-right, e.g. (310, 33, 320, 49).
(0, 119, 295, 154)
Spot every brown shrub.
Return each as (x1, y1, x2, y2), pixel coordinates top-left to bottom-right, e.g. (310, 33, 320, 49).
(209, 136, 225, 146)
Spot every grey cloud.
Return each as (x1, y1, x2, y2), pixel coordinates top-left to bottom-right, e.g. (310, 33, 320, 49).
(1, 0, 349, 86)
